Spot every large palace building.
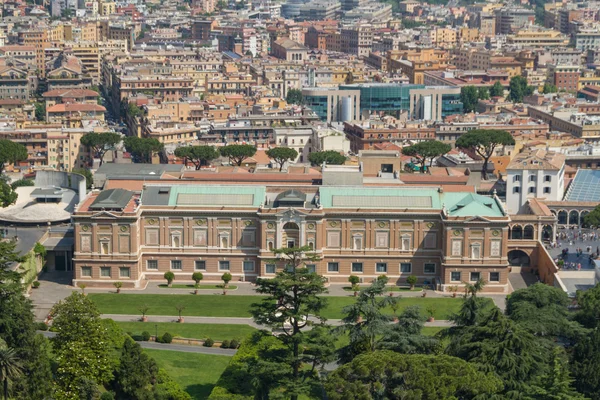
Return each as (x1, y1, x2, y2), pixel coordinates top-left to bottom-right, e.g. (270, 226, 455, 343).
(72, 183, 514, 293)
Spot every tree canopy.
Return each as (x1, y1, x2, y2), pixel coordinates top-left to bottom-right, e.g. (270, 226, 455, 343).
(307, 150, 346, 166)
(174, 145, 219, 170)
(490, 80, 505, 97)
(220, 144, 256, 166)
(402, 140, 451, 173)
(583, 204, 600, 228)
(508, 76, 535, 103)
(123, 136, 164, 163)
(542, 83, 558, 94)
(0, 181, 17, 208)
(460, 86, 480, 113)
(80, 132, 121, 166)
(455, 129, 515, 180)
(325, 351, 503, 399)
(266, 147, 298, 171)
(0, 140, 27, 173)
(286, 89, 303, 105)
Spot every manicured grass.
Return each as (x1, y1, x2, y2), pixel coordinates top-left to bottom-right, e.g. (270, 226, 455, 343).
(342, 286, 423, 292)
(114, 321, 256, 341)
(144, 349, 231, 400)
(158, 284, 238, 290)
(90, 293, 474, 320)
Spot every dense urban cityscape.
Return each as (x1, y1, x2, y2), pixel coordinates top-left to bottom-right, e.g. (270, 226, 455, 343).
(2, 0, 600, 398)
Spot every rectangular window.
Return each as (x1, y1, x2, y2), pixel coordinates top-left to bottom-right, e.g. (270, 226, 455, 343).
(100, 267, 111, 277)
(195, 260, 206, 270)
(265, 264, 276, 274)
(376, 263, 387, 273)
(470, 272, 481, 282)
(287, 240, 295, 248)
(147, 260, 158, 270)
(327, 262, 339, 272)
(243, 261, 255, 272)
(119, 267, 131, 278)
(352, 262, 363, 273)
(528, 187, 536, 194)
(305, 264, 316, 273)
(514, 187, 520, 193)
(529, 175, 536, 182)
(543, 187, 551, 194)
(400, 263, 412, 273)
(544, 175, 551, 182)
(489, 272, 500, 282)
(514, 175, 520, 182)
(219, 261, 230, 271)
(81, 266, 92, 277)
(424, 263, 436, 274)
(450, 271, 461, 282)
(171, 260, 182, 270)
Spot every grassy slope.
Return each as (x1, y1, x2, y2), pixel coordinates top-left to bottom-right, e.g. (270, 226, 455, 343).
(115, 321, 256, 341)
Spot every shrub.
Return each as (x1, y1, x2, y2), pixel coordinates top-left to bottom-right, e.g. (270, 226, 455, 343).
(161, 332, 173, 344)
(100, 392, 115, 400)
(221, 340, 230, 348)
(406, 275, 418, 288)
(32, 280, 40, 288)
(11, 178, 34, 189)
(130, 334, 144, 341)
(221, 272, 232, 286)
(203, 337, 214, 347)
(192, 271, 204, 284)
(348, 275, 360, 290)
(229, 339, 239, 349)
(141, 331, 151, 341)
(35, 322, 48, 331)
(164, 271, 175, 285)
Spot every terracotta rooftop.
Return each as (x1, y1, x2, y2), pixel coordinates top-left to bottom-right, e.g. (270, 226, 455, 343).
(43, 88, 99, 98)
(47, 104, 106, 113)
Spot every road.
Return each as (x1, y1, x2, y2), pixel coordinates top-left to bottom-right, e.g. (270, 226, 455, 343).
(39, 330, 236, 356)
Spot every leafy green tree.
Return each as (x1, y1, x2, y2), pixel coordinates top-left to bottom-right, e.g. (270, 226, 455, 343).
(490, 80, 505, 97)
(583, 205, 600, 228)
(0, 140, 27, 174)
(402, 140, 451, 173)
(380, 305, 439, 354)
(460, 85, 479, 113)
(575, 283, 600, 328)
(506, 283, 585, 339)
(285, 89, 303, 105)
(307, 150, 346, 166)
(126, 103, 142, 118)
(72, 168, 93, 190)
(250, 246, 331, 400)
(325, 351, 503, 399)
(51, 292, 113, 399)
(266, 147, 298, 171)
(571, 327, 600, 399)
(455, 129, 515, 180)
(478, 86, 490, 100)
(34, 102, 45, 121)
(174, 146, 219, 170)
(338, 276, 397, 363)
(447, 307, 551, 396)
(10, 179, 33, 190)
(219, 144, 256, 166)
(123, 136, 164, 163)
(528, 346, 586, 400)
(0, 181, 17, 208)
(508, 75, 535, 103)
(80, 132, 121, 166)
(115, 337, 158, 398)
(542, 83, 558, 94)
(0, 344, 23, 400)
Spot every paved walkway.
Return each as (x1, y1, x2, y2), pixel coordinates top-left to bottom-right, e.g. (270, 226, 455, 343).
(39, 331, 236, 356)
(508, 271, 539, 291)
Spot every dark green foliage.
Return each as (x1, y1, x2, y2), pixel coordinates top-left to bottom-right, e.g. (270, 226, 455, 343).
(460, 85, 480, 113)
(402, 140, 451, 173)
(141, 331, 151, 341)
(10, 179, 33, 189)
(100, 392, 115, 400)
(0, 180, 17, 208)
(204, 338, 214, 347)
(114, 337, 158, 399)
(0, 140, 27, 173)
(127, 103, 142, 118)
(285, 89, 303, 105)
(34, 321, 47, 330)
(455, 129, 515, 180)
(490, 80, 505, 97)
(266, 147, 298, 171)
(34, 102, 45, 121)
(174, 146, 219, 170)
(219, 144, 256, 166)
(571, 328, 600, 399)
(163, 271, 175, 285)
(221, 339, 230, 348)
(229, 339, 239, 349)
(380, 305, 439, 354)
(123, 136, 164, 163)
(508, 75, 535, 103)
(478, 86, 490, 100)
(80, 132, 121, 166)
(325, 351, 503, 399)
(307, 150, 346, 166)
(542, 83, 558, 94)
(161, 332, 173, 344)
(72, 168, 93, 189)
(583, 204, 600, 229)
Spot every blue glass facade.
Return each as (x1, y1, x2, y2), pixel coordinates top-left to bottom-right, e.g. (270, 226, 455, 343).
(340, 83, 425, 115)
(303, 95, 329, 121)
(441, 93, 463, 118)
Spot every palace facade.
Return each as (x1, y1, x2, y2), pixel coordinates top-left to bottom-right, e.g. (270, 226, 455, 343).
(72, 184, 512, 293)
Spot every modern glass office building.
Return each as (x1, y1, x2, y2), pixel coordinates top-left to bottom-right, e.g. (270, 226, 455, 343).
(340, 83, 425, 116)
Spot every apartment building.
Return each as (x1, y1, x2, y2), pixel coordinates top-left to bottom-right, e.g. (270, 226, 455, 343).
(506, 29, 569, 47)
(344, 119, 436, 152)
(340, 25, 373, 58)
(575, 29, 600, 51)
(547, 64, 581, 92)
(495, 8, 535, 34)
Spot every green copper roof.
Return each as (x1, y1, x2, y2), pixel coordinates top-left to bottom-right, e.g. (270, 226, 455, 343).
(318, 187, 441, 209)
(441, 192, 505, 217)
(142, 185, 266, 207)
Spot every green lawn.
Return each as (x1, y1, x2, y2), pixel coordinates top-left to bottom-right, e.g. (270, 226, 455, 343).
(114, 321, 256, 341)
(144, 349, 231, 400)
(90, 293, 472, 320)
(342, 286, 423, 292)
(158, 284, 238, 290)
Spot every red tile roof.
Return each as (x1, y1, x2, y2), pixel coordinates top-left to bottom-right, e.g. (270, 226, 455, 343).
(47, 104, 106, 113)
(43, 89, 99, 98)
